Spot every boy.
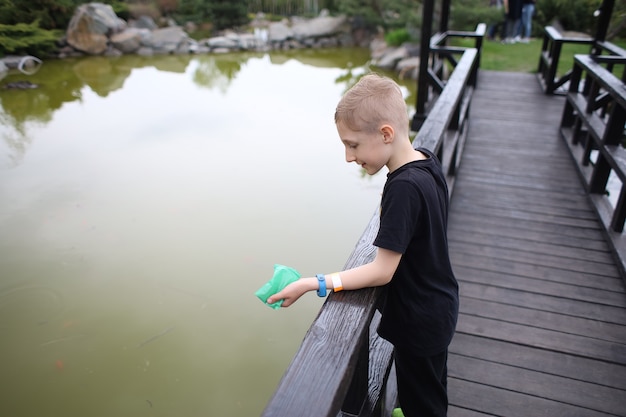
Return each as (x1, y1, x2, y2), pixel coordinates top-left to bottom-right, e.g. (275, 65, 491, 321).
(267, 73, 459, 417)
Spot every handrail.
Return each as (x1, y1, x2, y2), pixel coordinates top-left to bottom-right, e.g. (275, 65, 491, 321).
(559, 54, 626, 278)
(537, 25, 626, 95)
(430, 23, 487, 76)
(412, 23, 485, 130)
(260, 48, 479, 417)
(537, 26, 593, 95)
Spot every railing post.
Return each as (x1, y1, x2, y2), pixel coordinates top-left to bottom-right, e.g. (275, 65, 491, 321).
(611, 185, 626, 233)
(560, 57, 581, 129)
(413, 0, 435, 131)
(591, 0, 615, 55)
(546, 38, 563, 94)
(537, 29, 549, 75)
(603, 102, 626, 145)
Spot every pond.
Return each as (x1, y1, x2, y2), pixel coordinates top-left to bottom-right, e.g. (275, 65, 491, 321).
(0, 48, 416, 417)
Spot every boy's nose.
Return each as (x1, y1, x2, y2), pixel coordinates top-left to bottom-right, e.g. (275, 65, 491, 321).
(345, 149, 356, 163)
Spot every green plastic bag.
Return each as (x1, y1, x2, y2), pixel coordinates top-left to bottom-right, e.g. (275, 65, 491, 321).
(392, 408, 405, 417)
(255, 264, 301, 309)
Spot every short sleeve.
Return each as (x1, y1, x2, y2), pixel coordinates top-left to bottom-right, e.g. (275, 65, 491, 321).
(374, 178, 422, 254)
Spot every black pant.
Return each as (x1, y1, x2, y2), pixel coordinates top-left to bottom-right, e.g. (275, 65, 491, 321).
(394, 347, 449, 417)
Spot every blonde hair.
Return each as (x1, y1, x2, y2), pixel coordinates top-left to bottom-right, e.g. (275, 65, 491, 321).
(334, 73, 409, 135)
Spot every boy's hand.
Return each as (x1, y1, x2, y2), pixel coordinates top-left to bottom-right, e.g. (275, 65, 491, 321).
(267, 277, 317, 307)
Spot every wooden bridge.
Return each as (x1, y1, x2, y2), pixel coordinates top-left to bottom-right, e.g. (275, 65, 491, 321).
(261, 9, 626, 417)
(445, 69, 626, 416)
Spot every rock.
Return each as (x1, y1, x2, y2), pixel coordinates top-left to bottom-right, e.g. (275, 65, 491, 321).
(292, 15, 348, 40)
(54, 6, 388, 70)
(130, 15, 158, 31)
(103, 46, 123, 57)
(110, 28, 145, 53)
(0, 61, 8, 81)
(396, 57, 420, 79)
(372, 46, 408, 70)
(136, 47, 154, 56)
(2, 80, 38, 89)
(66, 2, 127, 55)
(207, 35, 239, 50)
(144, 26, 191, 54)
(237, 33, 261, 50)
(370, 36, 388, 59)
(268, 21, 293, 43)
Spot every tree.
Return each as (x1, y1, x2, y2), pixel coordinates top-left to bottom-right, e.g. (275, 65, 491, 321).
(336, 0, 420, 30)
(0, 0, 80, 29)
(208, 0, 250, 30)
(175, 0, 214, 24)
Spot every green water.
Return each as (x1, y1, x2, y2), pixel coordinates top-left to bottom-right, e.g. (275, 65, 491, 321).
(0, 49, 416, 417)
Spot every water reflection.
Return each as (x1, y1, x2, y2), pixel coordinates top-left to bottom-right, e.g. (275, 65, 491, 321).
(2, 50, 390, 166)
(0, 49, 415, 417)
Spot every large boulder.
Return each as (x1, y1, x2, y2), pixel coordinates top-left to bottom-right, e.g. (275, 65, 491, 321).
(66, 2, 127, 55)
(291, 15, 348, 40)
(372, 46, 408, 70)
(110, 28, 149, 54)
(268, 21, 293, 43)
(143, 26, 191, 54)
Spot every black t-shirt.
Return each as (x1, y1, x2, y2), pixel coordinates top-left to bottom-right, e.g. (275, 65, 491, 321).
(374, 148, 459, 356)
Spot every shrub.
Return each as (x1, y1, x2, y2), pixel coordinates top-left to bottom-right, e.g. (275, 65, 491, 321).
(209, 0, 250, 30)
(0, 22, 60, 57)
(451, 0, 503, 32)
(385, 27, 410, 46)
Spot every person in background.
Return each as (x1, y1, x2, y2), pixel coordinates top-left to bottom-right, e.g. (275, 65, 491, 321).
(518, 0, 536, 43)
(487, 0, 506, 41)
(502, 0, 523, 44)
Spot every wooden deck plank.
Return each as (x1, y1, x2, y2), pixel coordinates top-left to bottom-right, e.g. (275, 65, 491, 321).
(448, 378, 615, 417)
(447, 70, 626, 416)
(451, 249, 625, 292)
(450, 333, 626, 389)
(450, 353, 626, 415)
(450, 227, 612, 263)
(458, 279, 626, 324)
(456, 263, 626, 307)
(450, 240, 618, 275)
(450, 210, 609, 244)
(459, 297, 626, 343)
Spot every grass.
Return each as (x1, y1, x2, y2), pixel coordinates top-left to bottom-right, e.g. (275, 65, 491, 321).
(452, 36, 626, 76)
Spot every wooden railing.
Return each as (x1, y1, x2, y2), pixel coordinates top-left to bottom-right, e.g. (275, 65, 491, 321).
(559, 53, 626, 276)
(537, 26, 593, 95)
(428, 23, 486, 94)
(260, 48, 479, 417)
(537, 25, 626, 95)
(412, 23, 485, 130)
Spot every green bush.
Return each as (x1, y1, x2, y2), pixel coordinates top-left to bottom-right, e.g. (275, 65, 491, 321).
(451, 0, 502, 32)
(0, 22, 60, 57)
(0, 0, 80, 30)
(536, 0, 599, 34)
(337, 0, 420, 32)
(209, 0, 250, 30)
(110, 1, 132, 21)
(385, 27, 410, 46)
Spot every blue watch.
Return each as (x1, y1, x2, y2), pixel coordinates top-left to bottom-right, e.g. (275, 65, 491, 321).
(316, 274, 327, 297)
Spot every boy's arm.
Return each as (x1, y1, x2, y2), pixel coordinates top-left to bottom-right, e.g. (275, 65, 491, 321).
(266, 248, 402, 308)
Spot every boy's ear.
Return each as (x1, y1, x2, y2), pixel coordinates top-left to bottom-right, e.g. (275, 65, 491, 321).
(380, 124, 395, 143)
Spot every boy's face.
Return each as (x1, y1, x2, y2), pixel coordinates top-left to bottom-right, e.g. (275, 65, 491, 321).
(336, 121, 391, 175)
